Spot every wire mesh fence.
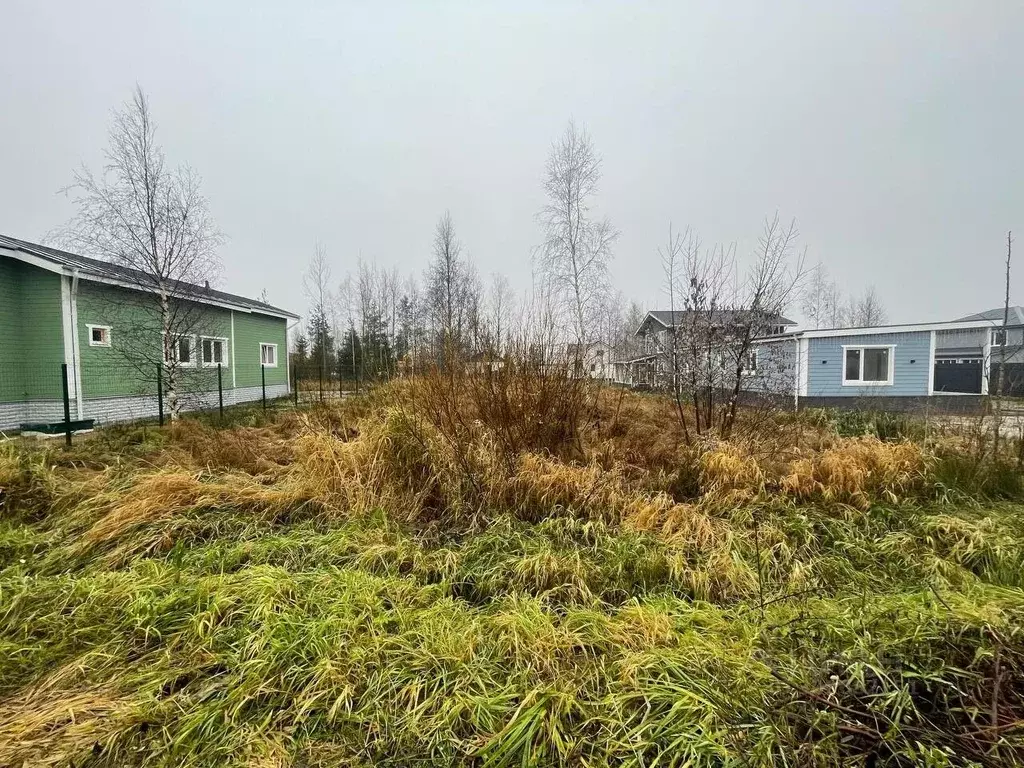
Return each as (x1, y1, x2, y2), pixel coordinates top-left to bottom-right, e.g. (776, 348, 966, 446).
(0, 358, 334, 442)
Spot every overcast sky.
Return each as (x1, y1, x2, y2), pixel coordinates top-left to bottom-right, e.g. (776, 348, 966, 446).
(2, 2, 1021, 325)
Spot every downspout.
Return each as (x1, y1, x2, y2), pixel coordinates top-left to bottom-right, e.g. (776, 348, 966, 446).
(70, 269, 84, 419)
(286, 318, 302, 395)
(793, 336, 800, 412)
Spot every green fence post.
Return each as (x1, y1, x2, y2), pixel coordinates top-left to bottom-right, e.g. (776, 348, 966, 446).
(61, 363, 72, 448)
(218, 363, 224, 421)
(156, 363, 164, 426)
(261, 364, 267, 412)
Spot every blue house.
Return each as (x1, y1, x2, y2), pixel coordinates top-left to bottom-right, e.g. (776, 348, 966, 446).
(749, 307, 1024, 410)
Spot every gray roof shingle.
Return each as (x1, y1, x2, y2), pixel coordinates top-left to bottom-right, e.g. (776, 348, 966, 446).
(0, 234, 298, 319)
(954, 306, 1024, 325)
(646, 309, 796, 328)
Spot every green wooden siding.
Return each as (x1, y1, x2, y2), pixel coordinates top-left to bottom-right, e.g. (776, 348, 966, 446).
(0, 259, 24, 401)
(76, 281, 241, 398)
(76, 281, 159, 397)
(0, 259, 64, 402)
(233, 311, 289, 388)
(1, 255, 289, 404)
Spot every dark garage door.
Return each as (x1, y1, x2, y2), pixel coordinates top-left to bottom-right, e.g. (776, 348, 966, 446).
(934, 360, 982, 394)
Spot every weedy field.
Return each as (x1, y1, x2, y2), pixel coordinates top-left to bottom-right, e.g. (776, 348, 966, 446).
(2, 371, 1024, 767)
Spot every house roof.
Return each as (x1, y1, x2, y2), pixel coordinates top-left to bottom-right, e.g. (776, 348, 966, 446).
(0, 234, 299, 320)
(753, 316, 1024, 343)
(642, 309, 796, 333)
(954, 306, 1024, 325)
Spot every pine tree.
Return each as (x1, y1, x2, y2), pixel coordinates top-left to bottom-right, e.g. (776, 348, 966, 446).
(307, 307, 336, 376)
(338, 325, 362, 381)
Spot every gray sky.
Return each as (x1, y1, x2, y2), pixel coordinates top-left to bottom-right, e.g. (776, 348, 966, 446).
(2, 1, 1021, 325)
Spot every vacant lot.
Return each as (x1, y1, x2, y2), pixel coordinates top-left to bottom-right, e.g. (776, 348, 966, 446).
(2, 376, 1023, 767)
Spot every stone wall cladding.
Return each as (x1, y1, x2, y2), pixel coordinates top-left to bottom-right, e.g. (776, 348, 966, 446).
(0, 384, 290, 431)
(797, 395, 985, 415)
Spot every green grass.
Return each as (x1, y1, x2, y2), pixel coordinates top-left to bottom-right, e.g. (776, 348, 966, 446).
(3, 404, 1024, 766)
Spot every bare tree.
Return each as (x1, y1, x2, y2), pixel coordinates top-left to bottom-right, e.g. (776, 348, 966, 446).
(58, 85, 223, 419)
(659, 215, 805, 438)
(720, 215, 806, 435)
(677, 239, 736, 436)
(847, 285, 888, 327)
(998, 231, 1013, 397)
(801, 262, 840, 329)
(464, 263, 484, 356)
(538, 120, 618, 351)
(614, 300, 646, 363)
(303, 243, 334, 394)
(993, 231, 1013, 452)
(660, 224, 691, 442)
(486, 272, 515, 356)
(425, 211, 472, 363)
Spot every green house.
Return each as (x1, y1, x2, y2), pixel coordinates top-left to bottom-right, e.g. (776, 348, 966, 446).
(0, 234, 298, 431)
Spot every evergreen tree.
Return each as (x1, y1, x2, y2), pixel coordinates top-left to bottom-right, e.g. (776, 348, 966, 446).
(360, 307, 393, 380)
(293, 331, 309, 365)
(338, 325, 362, 381)
(307, 306, 336, 376)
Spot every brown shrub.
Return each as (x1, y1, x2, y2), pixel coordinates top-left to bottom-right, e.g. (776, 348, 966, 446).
(168, 420, 293, 475)
(780, 437, 925, 508)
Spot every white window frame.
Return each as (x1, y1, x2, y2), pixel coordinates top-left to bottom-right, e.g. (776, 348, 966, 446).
(740, 349, 758, 375)
(992, 328, 1007, 346)
(841, 344, 895, 386)
(164, 334, 197, 368)
(86, 324, 112, 347)
(260, 342, 278, 368)
(200, 336, 229, 367)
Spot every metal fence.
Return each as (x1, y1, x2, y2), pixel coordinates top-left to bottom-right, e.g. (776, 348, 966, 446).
(289, 360, 363, 405)
(0, 356, 384, 443)
(0, 359, 308, 443)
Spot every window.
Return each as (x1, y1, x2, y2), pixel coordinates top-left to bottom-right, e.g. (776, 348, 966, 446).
(741, 349, 758, 373)
(201, 337, 227, 366)
(260, 343, 278, 367)
(992, 329, 1007, 346)
(165, 335, 195, 366)
(87, 325, 111, 347)
(843, 345, 893, 385)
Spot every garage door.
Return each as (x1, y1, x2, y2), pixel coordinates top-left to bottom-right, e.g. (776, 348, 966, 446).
(934, 360, 982, 394)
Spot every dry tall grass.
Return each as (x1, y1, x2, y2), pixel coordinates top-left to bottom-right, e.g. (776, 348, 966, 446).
(2, 377, 1024, 766)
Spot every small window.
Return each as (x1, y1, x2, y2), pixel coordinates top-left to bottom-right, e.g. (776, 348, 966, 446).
(261, 343, 278, 367)
(843, 346, 892, 385)
(87, 325, 111, 347)
(992, 329, 1007, 346)
(165, 335, 195, 366)
(742, 350, 758, 373)
(202, 337, 227, 366)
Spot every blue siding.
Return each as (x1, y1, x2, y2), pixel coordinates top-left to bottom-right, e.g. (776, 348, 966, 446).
(749, 338, 797, 395)
(807, 331, 931, 397)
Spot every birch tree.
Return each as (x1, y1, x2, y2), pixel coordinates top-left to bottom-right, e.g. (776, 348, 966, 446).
(303, 243, 335, 387)
(486, 272, 515, 356)
(425, 211, 472, 363)
(59, 85, 223, 419)
(538, 120, 618, 351)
